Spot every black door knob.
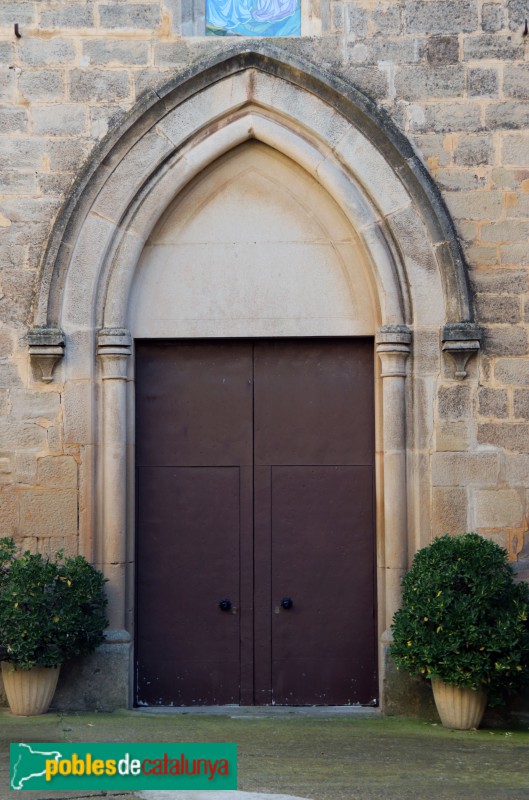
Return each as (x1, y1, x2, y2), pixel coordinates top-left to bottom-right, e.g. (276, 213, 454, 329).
(219, 598, 232, 611)
(281, 596, 293, 609)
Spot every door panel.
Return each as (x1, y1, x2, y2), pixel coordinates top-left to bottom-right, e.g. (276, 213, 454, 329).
(136, 341, 253, 467)
(270, 466, 377, 705)
(135, 339, 377, 706)
(136, 467, 241, 705)
(253, 339, 374, 466)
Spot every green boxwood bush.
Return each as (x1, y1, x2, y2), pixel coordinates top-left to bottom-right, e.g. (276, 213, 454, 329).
(0, 538, 108, 670)
(390, 533, 529, 706)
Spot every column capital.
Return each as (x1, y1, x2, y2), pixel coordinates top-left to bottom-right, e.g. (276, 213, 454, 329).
(28, 327, 65, 383)
(376, 325, 411, 377)
(97, 328, 132, 380)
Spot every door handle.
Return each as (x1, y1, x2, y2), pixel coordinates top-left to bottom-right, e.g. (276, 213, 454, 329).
(219, 598, 232, 611)
(281, 596, 293, 610)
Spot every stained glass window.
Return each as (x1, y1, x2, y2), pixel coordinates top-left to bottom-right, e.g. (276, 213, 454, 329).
(206, 0, 301, 36)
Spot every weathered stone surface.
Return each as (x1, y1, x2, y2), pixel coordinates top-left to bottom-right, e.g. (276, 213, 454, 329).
(478, 387, 508, 417)
(501, 244, 529, 266)
(331, 2, 345, 33)
(495, 358, 529, 385)
(90, 105, 127, 139)
(445, 190, 501, 220)
(18, 70, 66, 102)
(426, 36, 459, 66)
(505, 454, 529, 483)
(478, 422, 529, 450)
(506, 192, 529, 217)
(502, 134, 529, 166)
(0, 137, 48, 170)
(514, 389, 529, 419)
(70, 69, 131, 103)
(346, 4, 368, 36)
(467, 67, 499, 97)
(395, 66, 465, 99)
(39, 3, 95, 29)
(470, 268, 528, 294)
(19, 489, 78, 538)
(372, 6, 402, 36)
(99, 3, 162, 29)
(0, 419, 46, 449)
(435, 170, 487, 191)
(19, 39, 76, 66)
(504, 65, 529, 100)
(410, 103, 481, 133)
(53, 640, 132, 711)
(483, 325, 528, 356)
(438, 385, 472, 419)
(405, 0, 478, 34)
(47, 425, 63, 454)
(0, 169, 37, 198)
(11, 389, 59, 421)
(83, 40, 150, 66)
(0, 67, 17, 102)
(0, 492, 17, 536)
(32, 104, 86, 136)
(0, 2, 36, 26)
(482, 2, 504, 31)
(507, 0, 529, 30)
(432, 487, 468, 534)
(435, 421, 473, 451)
(0, 271, 36, 328)
(48, 139, 91, 172)
(340, 65, 389, 100)
(485, 101, 529, 130)
(463, 34, 523, 60)
(15, 451, 37, 486)
(0, 108, 27, 134)
(481, 219, 529, 242)
(475, 294, 521, 324)
(432, 452, 499, 485)
(454, 135, 495, 167)
(63, 382, 92, 445)
(37, 456, 78, 489)
(350, 38, 425, 65)
(0, 43, 13, 64)
(474, 488, 523, 527)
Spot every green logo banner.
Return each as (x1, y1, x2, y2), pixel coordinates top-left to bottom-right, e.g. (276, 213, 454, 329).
(10, 742, 237, 791)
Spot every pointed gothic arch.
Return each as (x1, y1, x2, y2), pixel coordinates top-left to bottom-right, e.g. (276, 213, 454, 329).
(29, 46, 480, 709)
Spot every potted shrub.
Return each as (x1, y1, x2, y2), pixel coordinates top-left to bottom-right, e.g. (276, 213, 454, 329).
(0, 538, 107, 715)
(390, 533, 529, 729)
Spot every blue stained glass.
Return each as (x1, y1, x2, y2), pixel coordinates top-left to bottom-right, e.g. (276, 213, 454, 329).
(206, 0, 301, 36)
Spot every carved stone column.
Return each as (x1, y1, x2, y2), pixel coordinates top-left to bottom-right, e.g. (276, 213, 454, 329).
(97, 328, 132, 635)
(376, 325, 412, 632)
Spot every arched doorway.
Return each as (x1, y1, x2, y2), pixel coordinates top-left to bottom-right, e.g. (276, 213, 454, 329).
(29, 47, 476, 709)
(131, 141, 378, 705)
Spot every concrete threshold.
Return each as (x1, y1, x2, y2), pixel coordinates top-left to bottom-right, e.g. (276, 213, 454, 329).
(132, 705, 380, 718)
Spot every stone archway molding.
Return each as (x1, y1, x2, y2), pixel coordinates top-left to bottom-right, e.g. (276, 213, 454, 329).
(27, 45, 481, 710)
(32, 44, 475, 336)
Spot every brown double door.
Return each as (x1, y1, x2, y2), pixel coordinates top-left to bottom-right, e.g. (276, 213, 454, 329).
(135, 339, 377, 706)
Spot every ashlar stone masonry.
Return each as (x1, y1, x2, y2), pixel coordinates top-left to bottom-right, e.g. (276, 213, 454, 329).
(0, 0, 528, 715)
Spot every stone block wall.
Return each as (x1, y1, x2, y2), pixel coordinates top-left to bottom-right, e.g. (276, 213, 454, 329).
(0, 1, 528, 571)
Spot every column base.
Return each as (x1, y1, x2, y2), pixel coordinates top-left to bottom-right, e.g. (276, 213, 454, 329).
(51, 630, 132, 712)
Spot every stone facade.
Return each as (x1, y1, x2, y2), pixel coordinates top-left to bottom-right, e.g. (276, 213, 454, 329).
(0, 0, 529, 713)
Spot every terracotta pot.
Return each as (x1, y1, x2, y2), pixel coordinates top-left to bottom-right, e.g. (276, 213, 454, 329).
(1, 662, 61, 716)
(431, 678, 487, 730)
